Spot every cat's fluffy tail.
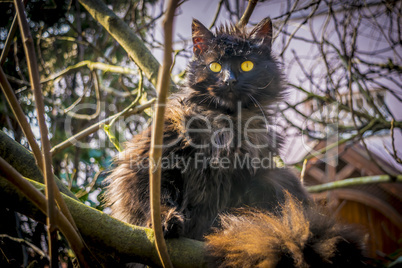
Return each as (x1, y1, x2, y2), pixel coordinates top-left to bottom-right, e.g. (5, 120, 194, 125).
(205, 193, 366, 268)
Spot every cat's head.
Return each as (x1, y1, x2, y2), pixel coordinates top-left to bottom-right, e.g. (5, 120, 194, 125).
(186, 18, 284, 113)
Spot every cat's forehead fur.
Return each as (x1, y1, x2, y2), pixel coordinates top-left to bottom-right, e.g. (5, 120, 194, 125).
(211, 26, 255, 58)
(194, 20, 271, 60)
(215, 25, 262, 57)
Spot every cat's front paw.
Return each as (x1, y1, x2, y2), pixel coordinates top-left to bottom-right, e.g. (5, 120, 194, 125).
(162, 209, 185, 238)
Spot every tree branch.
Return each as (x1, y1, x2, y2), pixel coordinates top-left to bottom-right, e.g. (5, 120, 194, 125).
(0, 129, 206, 266)
(209, 0, 225, 29)
(149, 1, 179, 267)
(0, 176, 206, 268)
(307, 174, 402, 193)
(0, 156, 100, 268)
(14, 0, 64, 262)
(0, 66, 43, 170)
(77, 0, 178, 92)
(237, 0, 258, 28)
(41, 61, 140, 84)
(0, 130, 77, 200)
(0, 13, 19, 66)
(50, 98, 155, 155)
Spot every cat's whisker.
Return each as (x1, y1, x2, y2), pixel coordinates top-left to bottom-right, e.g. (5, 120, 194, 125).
(208, 96, 215, 107)
(248, 94, 269, 131)
(214, 98, 219, 109)
(257, 78, 274, 89)
(200, 95, 212, 104)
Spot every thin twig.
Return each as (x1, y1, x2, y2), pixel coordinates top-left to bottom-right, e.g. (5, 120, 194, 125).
(279, 1, 320, 57)
(343, 15, 388, 174)
(51, 98, 156, 155)
(288, 83, 373, 121)
(300, 159, 308, 184)
(14, 0, 58, 264)
(0, 14, 19, 66)
(63, 79, 91, 113)
(41, 61, 138, 84)
(209, 0, 225, 29)
(0, 66, 43, 170)
(104, 70, 144, 151)
(296, 119, 378, 165)
(149, 0, 179, 267)
(0, 157, 99, 268)
(272, 0, 320, 21)
(273, 0, 300, 41)
(237, 0, 258, 28)
(65, 71, 101, 120)
(390, 119, 402, 164)
(0, 0, 28, 66)
(108, 70, 144, 128)
(307, 174, 402, 193)
(13, 1, 91, 266)
(0, 234, 48, 259)
(75, 169, 103, 199)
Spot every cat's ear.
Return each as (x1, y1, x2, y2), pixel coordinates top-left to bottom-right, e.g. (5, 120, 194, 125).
(250, 17, 272, 49)
(192, 19, 214, 56)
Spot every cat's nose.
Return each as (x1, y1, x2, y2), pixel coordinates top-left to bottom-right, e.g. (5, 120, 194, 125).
(223, 70, 237, 87)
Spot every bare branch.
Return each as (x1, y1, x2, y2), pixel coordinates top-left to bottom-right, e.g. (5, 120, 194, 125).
(149, 0, 179, 267)
(78, 0, 178, 92)
(41, 61, 139, 84)
(307, 174, 402, 193)
(65, 71, 101, 120)
(14, 0, 58, 263)
(209, 0, 225, 29)
(104, 70, 144, 151)
(13, 0, 92, 266)
(390, 119, 402, 164)
(0, 66, 43, 170)
(0, 156, 100, 267)
(0, 14, 19, 66)
(237, 0, 258, 28)
(51, 98, 156, 155)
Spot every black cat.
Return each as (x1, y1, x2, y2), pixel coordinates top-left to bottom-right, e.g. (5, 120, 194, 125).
(105, 18, 366, 267)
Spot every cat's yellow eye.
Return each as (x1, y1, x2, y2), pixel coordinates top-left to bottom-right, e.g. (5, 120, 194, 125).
(209, 62, 222, 73)
(241, 61, 254, 72)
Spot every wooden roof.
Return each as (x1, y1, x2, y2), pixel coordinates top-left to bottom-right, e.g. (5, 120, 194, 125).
(302, 141, 402, 257)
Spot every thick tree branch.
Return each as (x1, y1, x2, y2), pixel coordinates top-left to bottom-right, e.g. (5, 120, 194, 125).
(0, 130, 77, 200)
(0, 156, 100, 268)
(0, 176, 206, 268)
(0, 129, 206, 266)
(78, 0, 178, 92)
(0, 66, 43, 169)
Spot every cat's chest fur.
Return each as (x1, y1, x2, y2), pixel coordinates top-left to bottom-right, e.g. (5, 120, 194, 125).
(166, 97, 278, 159)
(163, 97, 279, 207)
